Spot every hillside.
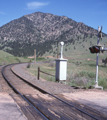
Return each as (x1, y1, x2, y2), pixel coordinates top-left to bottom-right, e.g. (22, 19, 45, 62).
(0, 50, 30, 65)
(0, 12, 107, 56)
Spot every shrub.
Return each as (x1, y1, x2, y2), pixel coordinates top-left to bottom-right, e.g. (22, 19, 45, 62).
(67, 71, 96, 88)
(74, 71, 95, 79)
(99, 77, 107, 90)
(27, 60, 31, 68)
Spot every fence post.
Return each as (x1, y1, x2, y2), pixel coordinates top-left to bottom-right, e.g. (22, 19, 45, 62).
(38, 67, 40, 80)
(34, 49, 36, 65)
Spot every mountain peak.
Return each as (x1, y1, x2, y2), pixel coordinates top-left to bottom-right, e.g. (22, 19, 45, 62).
(0, 11, 106, 42)
(0, 12, 106, 56)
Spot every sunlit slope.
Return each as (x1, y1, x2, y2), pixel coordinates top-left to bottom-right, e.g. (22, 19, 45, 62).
(44, 36, 107, 62)
(0, 50, 29, 65)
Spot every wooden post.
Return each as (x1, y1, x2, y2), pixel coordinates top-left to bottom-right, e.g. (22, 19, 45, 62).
(38, 67, 40, 80)
(34, 49, 36, 65)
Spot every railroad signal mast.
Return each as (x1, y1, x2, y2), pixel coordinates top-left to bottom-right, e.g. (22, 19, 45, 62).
(89, 26, 107, 90)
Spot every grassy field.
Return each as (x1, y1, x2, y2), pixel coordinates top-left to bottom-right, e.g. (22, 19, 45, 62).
(1, 35, 107, 90)
(26, 59, 107, 90)
(25, 36, 107, 90)
(0, 50, 30, 65)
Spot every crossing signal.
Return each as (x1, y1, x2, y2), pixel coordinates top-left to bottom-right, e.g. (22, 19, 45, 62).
(89, 46, 100, 54)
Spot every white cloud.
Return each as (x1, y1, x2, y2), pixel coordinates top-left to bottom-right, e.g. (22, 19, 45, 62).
(27, 2, 49, 10)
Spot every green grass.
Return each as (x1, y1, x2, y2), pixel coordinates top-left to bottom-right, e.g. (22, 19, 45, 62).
(0, 50, 30, 65)
(25, 62, 55, 81)
(43, 36, 107, 60)
(25, 59, 107, 89)
(19, 36, 107, 90)
(1, 35, 107, 89)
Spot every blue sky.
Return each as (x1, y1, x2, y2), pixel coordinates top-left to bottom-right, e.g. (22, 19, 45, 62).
(0, 0, 107, 34)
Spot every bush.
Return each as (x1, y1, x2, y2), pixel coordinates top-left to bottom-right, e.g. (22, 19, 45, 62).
(99, 77, 107, 90)
(67, 71, 96, 88)
(74, 71, 95, 79)
(67, 70, 107, 89)
(27, 60, 31, 68)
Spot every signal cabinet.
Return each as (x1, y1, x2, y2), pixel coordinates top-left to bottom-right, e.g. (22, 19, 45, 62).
(55, 59, 67, 81)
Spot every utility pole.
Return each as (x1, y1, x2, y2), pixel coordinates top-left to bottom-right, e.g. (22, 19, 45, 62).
(34, 49, 36, 65)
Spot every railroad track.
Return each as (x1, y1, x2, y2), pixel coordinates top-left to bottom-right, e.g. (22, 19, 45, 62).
(1, 63, 107, 120)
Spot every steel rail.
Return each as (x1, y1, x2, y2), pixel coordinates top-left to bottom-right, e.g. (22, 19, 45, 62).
(11, 63, 99, 120)
(1, 64, 49, 120)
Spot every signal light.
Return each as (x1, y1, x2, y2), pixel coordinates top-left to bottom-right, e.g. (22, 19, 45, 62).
(89, 46, 100, 54)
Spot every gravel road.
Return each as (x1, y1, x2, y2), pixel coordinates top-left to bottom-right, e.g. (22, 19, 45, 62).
(12, 63, 84, 94)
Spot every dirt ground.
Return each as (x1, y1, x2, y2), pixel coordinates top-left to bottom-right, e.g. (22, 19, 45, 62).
(62, 89, 107, 116)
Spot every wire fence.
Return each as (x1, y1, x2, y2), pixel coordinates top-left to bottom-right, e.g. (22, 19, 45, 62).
(37, 67, 55, 80)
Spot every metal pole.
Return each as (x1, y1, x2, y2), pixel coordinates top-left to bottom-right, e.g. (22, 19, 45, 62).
(60, 45, 63, 59)
(95, 53, 99, 86)
(95, 27, 100, 86)
(102, 48, 107, 51)
(60, 42, 64, 59)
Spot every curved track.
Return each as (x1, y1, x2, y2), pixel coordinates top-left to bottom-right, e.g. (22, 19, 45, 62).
(2, 63, 107, 120)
